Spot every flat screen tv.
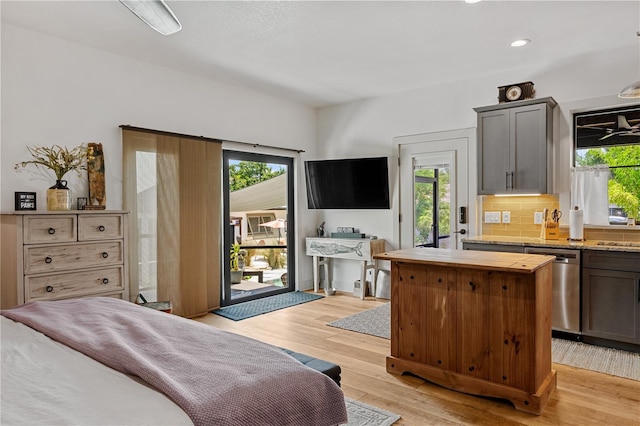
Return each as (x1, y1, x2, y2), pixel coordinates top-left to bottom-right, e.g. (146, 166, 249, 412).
(304, 157, 390, 209)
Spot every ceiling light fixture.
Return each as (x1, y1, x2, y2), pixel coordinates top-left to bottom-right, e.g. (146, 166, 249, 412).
(510, 39, 531, 48)
(618, 31, 640, 98)
(618, 81, 640, 99)
(119, 0, 182, 36)
(464, 0, 483, 4)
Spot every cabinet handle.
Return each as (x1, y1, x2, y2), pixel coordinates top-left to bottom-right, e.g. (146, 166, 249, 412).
(510, 171, 515, 190)
(102, 278, 109, 285)
(48, 227, 55, 235)
(44, 256, 53, 264)
(45, 285, 53, 293)
(101, 252, 109, 259)
(468, 281, 476, 291)
(638, 278, 640, 303)
(98, 225, 105, 232)
(505, 172, 510, 190)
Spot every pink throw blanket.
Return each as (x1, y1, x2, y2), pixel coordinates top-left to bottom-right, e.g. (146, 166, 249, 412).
(2, 298, 348, 426)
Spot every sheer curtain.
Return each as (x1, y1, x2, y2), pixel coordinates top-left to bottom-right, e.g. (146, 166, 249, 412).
(571, 166, 610, 226)
(122, 127, 222, 317)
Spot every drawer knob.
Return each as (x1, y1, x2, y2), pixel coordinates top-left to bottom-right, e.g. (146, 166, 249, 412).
(102, 252, 109, 259)
(102, 278, 109, 285)
(98, 225, 106, 232)
(46, 285, 53, 293)
(48, 228, 55, 235)
(45, 256, 53, 264)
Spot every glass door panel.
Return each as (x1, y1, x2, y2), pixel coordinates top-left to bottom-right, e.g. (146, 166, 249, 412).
(222, 151, 295, 306)
(414, 166, 451, 248)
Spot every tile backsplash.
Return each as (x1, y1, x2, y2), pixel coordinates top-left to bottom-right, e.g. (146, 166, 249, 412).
(481, 194, 559, 238)
(479, 194, 640, 242)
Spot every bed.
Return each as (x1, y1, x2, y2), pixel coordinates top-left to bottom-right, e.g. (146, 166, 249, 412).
(1, 297, 348, 426)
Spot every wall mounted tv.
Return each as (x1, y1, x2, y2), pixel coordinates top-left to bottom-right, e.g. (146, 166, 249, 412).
(304, 156, 390, 209)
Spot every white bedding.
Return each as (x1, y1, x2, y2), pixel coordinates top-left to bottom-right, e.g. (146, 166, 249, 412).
(1, 316, 193, 426)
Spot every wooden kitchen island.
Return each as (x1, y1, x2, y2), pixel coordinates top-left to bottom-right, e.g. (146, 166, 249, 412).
(374, 248, 557, 415)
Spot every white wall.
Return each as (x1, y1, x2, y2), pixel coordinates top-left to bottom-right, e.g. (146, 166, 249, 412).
(4, 24, 640, 295)
(1, 24, 319, 289)
(316, 45, 640, 292)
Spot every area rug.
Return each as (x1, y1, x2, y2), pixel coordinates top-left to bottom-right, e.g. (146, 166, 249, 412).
(344, 397, 400, 426)
(328, 303, 391, 339)
(213, 291, 323, 321)
(328, 303, 640, 381)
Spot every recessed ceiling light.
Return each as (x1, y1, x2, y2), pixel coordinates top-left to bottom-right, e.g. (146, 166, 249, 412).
(510, 39, 531, 48)
(464, 0, 482, 3)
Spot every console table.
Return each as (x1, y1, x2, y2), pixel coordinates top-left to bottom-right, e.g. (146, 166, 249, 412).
(374, 247, 556, 414)
(305, 237, 385, 299)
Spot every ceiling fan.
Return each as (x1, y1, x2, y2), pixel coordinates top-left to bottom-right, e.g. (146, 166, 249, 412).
(119, 0, 181, 36)
(597, 115, 640, 140)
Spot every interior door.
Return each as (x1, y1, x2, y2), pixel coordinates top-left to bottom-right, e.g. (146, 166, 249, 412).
(396, 129, 475, 249)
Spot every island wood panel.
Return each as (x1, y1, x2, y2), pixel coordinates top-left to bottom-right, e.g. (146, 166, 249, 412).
(393, 263, 457, 371)
(456, 269, 491, 381)
(378, 247, 556, 415)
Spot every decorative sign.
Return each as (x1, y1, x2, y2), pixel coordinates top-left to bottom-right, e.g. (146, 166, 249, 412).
(15, 192, 36, 211)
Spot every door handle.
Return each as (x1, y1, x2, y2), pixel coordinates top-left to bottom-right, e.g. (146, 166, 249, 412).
(454, 229, 467, 235)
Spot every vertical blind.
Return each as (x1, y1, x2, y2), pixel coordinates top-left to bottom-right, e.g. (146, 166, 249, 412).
(122, 127, 222, 317)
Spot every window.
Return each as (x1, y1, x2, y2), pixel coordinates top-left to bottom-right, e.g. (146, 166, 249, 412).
(574, 105, 640, 225)
(247, 213, 276, 239)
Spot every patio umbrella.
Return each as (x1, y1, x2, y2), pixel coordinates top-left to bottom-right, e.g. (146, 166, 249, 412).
(260, 218, 286, 240)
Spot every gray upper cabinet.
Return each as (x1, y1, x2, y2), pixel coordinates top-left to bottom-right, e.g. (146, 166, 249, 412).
(475, 97, 556, 195)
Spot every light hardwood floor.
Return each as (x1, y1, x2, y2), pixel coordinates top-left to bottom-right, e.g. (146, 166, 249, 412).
(195, 291, 640, 425)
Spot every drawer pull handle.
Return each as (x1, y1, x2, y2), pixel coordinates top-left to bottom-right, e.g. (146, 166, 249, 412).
(48, 228, 55, 235)
(45, 256, 53, 264)
(102, 278, 109, 285)
(102, 252, 109, 259)
(98, 225, 106, 232)
(45, 285, 54, 293)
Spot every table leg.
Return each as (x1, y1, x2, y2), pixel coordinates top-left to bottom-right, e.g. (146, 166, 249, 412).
(313, 256, 320, 292)
(360, 261, 367, 300)
(322, 258, 329, 291)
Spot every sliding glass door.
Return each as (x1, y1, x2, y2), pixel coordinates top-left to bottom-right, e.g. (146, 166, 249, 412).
(222, 151, 295, 306)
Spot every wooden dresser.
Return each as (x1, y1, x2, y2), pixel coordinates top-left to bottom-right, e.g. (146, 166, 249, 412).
(1, 211, 129, 309)
(374, 247, 556, 414)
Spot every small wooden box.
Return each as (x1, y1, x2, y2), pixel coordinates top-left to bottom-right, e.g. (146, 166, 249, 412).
(544, 227, 560, 240)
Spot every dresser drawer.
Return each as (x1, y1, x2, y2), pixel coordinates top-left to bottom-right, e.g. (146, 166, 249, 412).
(24, 241, 124, 274)
(78, 214, 124, 241)
(23, 215, 77, 244)
(25, 266, 124, 301)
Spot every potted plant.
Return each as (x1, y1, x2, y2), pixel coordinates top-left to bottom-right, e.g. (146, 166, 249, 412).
(230, 242, 247, 284)
(14, 144, 87, 211)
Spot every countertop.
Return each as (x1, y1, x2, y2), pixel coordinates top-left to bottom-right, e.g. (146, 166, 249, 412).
(462, 236, 640, 252)
(374, 247, 555, 273)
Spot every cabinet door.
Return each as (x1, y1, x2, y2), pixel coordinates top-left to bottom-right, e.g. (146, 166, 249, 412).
(582, 268, 640, 344)
(394, 263, 456, 370)
(477, 109, 510, 194)
(510, 103, 548, 194)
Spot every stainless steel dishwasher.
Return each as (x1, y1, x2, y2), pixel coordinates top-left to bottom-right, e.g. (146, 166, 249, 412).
(525, 247, 581, 335)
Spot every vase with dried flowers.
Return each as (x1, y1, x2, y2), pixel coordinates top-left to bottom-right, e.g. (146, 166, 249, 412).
(14, 144, 87, 211)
